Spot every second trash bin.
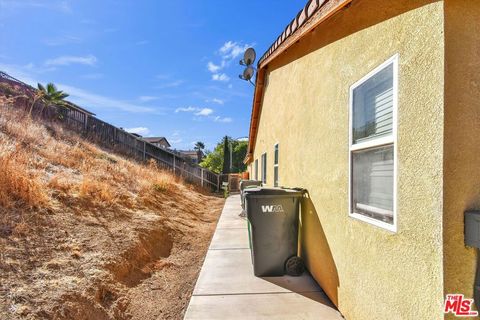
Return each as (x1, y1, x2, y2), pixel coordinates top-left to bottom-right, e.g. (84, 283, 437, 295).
(240, 180, 262, 209)
(245, 187, 303, 277)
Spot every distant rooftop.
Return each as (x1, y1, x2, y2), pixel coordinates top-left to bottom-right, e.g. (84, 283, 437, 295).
(179, 150, 201, 156)
(142, 136, 171, 147)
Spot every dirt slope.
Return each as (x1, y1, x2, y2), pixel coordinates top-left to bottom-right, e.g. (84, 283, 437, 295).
(0, 105, 224, 319)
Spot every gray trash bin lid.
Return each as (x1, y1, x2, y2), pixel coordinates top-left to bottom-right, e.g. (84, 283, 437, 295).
(240, 180, 262, 191)
(244, 187, 304, 198)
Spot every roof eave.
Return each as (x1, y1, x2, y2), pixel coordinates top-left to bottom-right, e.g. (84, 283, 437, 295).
(244, 0, 352, 164)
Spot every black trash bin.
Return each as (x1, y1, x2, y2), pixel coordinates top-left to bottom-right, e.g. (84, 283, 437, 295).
(245, 187, 303, 277)
(240, 180, 262, 209)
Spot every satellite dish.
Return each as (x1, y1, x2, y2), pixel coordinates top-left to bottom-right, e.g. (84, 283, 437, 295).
(242, 66, 255, 81)
(243, 48, 256, 66)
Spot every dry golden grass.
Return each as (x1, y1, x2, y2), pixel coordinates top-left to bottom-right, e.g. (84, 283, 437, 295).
(47, 173, 74, 194)
(0, 105, 183, 218)
(0, 148, 47, 209)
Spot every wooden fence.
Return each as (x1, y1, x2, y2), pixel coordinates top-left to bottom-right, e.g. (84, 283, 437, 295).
(0, 71, 221, 191)
(65, 112, 220, 190)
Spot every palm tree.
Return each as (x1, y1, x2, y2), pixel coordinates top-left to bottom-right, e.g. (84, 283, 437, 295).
(194, 141, 205, 152)
(194, 141, 206, 163)
(29, 83, 69, 117)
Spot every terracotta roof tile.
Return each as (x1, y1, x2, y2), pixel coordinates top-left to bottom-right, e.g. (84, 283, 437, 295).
(308, 0, 319, 16)
(298, 8, 307, 27)
(257, 0, 332, 66)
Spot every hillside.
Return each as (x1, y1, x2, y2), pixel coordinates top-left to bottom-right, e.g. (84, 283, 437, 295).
(0, 104, 224, 319)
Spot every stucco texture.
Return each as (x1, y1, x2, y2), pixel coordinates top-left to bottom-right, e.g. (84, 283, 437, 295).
(250, 1, 445, 319)
(443, 1, 480, 319)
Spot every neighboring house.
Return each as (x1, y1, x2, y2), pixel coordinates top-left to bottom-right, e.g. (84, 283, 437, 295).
(245, 1, 480, 319)
(178, 150, 204, 164)
(129, 133, 142, 138)
(142, 137, 171, 149)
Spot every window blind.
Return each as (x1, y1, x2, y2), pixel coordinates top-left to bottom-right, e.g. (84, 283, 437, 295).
(352, 146, 394, 223)
(353, 64, 394, 144)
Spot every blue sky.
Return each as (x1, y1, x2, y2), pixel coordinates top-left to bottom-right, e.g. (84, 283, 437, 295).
(0, 0, 305, 150)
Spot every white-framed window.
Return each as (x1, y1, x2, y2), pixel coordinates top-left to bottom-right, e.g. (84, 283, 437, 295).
(274, 143, 279, 187)
(349, 54, 398, 232)
(254, 159, 258, 181)
(261, 153, 267, 184)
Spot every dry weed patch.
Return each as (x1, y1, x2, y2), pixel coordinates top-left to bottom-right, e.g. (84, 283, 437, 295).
(0, 150, 47, 209)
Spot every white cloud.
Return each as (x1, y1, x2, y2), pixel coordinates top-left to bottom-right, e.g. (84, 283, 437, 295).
(212, 73, 230, 82)
(208, 98, 224, 105)
(125, 127, 150, 136)
(138, 96, 158, 102)
(175, 106, 196, 113)
(195, 108, 213, 116)
(0, 63, 40, 85)
(219, 41, 252, 61)
(58, 84, 162, 114)
(172, 105, 232, 125)
(206, 41, 253, 83)
(214, 116, 232, 123)
(15, 62, 56, 74)
(135, 40, 149, 46)
(169, 138, 182, 144)
(168, 131, 183, 145)
(45, 54, 97, 66)
(43, 35, 82, 46)
(0, 0, 72, 13)
(176, 107, 214, 117)
(207, 61, 222, 73)
(156, 80, 184, 89)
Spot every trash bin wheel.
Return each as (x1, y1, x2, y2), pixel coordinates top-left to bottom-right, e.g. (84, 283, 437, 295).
(285, 256, 305, 276)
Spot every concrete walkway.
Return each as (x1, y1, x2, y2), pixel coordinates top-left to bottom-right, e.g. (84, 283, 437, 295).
(184, 194, 343, 320)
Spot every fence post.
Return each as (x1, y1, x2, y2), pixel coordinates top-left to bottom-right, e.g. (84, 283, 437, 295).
(201, 168, 204, 187)
(173, 155, 176, 174)
(143, 141, 146, 161)
(84, 114, 88, 131)
(217, 174, 220, 191)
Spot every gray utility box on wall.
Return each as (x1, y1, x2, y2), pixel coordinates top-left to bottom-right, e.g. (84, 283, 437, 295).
(245, 187, 303, 277)
(465, 211, 480, 248)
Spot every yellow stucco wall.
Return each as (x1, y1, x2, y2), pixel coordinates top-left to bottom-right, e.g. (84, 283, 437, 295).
(444, 1, 480, 319)
(250, 1, 446, 319)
